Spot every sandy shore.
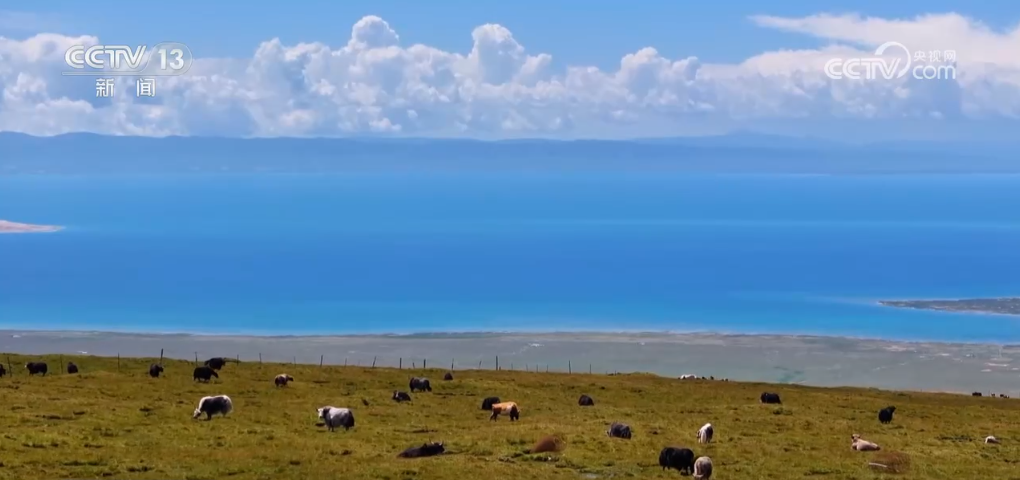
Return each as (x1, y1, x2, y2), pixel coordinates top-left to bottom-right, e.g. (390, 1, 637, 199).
(1, 330, 1017, 395)
(0, 220, 62, 233)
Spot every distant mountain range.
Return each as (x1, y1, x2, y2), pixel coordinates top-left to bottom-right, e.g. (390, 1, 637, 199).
(1, 132, 1016, 175)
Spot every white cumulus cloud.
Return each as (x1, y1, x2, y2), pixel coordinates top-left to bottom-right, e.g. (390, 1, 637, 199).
(0, 13, 1018, 138)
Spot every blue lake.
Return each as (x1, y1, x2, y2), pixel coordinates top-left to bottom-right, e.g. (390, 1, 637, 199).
(2, 173, 1020, 342)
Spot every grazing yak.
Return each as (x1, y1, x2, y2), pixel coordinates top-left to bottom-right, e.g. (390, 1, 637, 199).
(26, 362, 48, 376)
(409, 377, 432, 393)
(878, 406, 896, 424)
(985, 435, 1000, 444)
(317, 406, 355, 432)
(607, 422, 632, 439)
(274, 374, 294, 387)
(578, 394, 595, 406)
(66, 362, 79, 374)
(0, 363, 6, 378)
(972, 392, 983, 397)
(443, 372, 454, 381)
(193, 366, 218, 382)
(851, 434, 880, 451)
(697, 423, 714, 444)
(760, 392, 782, 404)
(203, 357, 238, 371)
(481, 396, 501, 410)
(693, 456, 714, 480)
(398, 441, 445, 458)
(658, 446, 695, 474)
(193, 394, 233, 420)
(489, 401, 520, 421)
(392, 391, 412, 402)
(148, 364, 164, 378)
(527, 435, 565, 454)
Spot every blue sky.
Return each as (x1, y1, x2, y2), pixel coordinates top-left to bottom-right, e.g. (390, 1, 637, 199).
(7, 1, 1016, 68)
(1, 2, 1019, 140)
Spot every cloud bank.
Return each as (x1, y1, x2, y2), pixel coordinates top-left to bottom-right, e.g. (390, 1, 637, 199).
(0, 13, 1018, 138)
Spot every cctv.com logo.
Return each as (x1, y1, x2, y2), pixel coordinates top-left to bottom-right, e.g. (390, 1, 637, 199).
(825, 41, 957, 81)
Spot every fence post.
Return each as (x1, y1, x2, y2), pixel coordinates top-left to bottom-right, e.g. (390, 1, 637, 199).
(568, 360, 571, 374)
(320, 355, 324, 367)
(372, 356, 377, 368)
(60, 355, 64, 374)
(589, 363, 592, 374)
(399, 358, 403, 369)
(423, 359, 426, 370)
(194, 352, 198, 364)
(412, 362, 416, 369)
(259, 353, 262, 364)
(160, 348, 164, 365)
(345, 357, 348, 367)
(451, 359, 454, 370)
(496, 356, 499, 371)
(117, 353, 121, 372)
(236, 354, 240, 363)
(478, 360, 482, 369)
(6, 355, 12, 376)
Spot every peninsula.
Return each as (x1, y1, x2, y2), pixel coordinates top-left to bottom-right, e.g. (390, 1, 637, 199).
(880, 297, 1020, 316)
(0, 220, 62, 234)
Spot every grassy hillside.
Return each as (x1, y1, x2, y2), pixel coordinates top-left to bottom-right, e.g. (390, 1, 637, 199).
(0, 353, 1017, 480)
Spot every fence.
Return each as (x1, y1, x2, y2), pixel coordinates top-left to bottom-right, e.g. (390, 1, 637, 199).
(3, 349, 617, 377)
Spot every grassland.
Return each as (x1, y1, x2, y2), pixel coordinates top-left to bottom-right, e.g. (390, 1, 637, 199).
(0, 353, 1018, 480)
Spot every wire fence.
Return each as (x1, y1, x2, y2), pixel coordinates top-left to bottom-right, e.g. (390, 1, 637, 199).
(3, 349, 618, 377)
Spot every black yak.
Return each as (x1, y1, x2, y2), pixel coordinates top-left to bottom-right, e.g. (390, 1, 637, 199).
(193, 366, 218, 382)
(659, 446, 696, 474)
(26, 362, 47, 376)
(409, 377, 432, 392)
(149, 363, 164, 378)
(878, 406, 896, 424)
(578, 394, 595, 406)
(66, 362, 79, 374)
(607, 422, 632, 439)
(760, 392, 782, 404)
(443, 371, 454, 381)
(398, 441, 445, 458)
(203, 357, 237, 371)
(392, 391, 412, 402)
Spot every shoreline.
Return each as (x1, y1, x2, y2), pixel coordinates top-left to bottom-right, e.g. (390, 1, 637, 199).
(879, 297, 1020, 317)
(0, 219, 63, 234)
(3, 329, 1018, 395)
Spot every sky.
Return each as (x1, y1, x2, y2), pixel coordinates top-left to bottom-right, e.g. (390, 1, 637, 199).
(1, 1, 1019, 141)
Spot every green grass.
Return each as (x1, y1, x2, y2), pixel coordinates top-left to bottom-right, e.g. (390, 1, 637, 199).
(0, 353, 1018, 480)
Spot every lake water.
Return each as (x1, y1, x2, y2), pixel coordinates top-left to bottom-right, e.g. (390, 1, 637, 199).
(3, 173, 1020, 343)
